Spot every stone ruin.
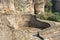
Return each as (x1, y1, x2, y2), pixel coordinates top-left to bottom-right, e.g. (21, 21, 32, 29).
(0, 0, 60, 40)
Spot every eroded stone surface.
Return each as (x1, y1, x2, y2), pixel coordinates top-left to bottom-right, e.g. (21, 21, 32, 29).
(0, 0, 60, 40)
(13, 29, 41, 40)
(0, 24, 12, 40)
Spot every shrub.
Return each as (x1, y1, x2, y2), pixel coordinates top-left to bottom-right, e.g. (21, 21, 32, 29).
(36, 12, 60, 22)
(36, 14, 48, 20)
(45, 1, 53, 12)
(48, 15, 60, 22)
(54, 12, 60, 16)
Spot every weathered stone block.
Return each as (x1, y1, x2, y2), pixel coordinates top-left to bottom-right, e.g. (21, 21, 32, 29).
(35, 0, 45, 14)
(0, 25, 12, 40)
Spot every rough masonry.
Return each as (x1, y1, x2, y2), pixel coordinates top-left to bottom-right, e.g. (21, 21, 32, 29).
(0, 0, 60, 40)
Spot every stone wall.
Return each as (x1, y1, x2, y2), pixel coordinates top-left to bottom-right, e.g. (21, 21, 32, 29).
(15, 0, 45, 14)
(34, 0, 45, 14)
(0, 0, 60, 40)
(15, 0, 34, 15)
(0, 0, 15, 11)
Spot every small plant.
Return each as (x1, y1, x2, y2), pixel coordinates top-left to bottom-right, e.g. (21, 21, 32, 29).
(45, 1, 53, 12)
(36, 13, 48, 20)
(48, 15, 60, 22)
(54, 12, 60, 16)
(36, 12, 60, 22)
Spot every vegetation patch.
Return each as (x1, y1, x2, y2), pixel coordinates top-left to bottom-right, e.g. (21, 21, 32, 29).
(36, 11, 60, 22)
(36, 0, 60, 22)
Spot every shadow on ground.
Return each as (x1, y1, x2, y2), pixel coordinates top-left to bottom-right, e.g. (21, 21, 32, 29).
(28, 14, 51, 30)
